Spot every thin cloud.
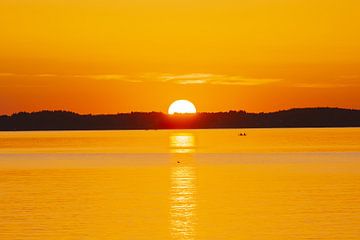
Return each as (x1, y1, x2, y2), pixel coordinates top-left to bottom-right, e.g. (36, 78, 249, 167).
(34, 73, 58, 77)
(294, 75, 360, 88)
(160, 73, 213, 83)
(0, 72, 281, 86)
(0, 73, 57, 78)
(81, 74, 126, 81)
(0, 73, 15, 77)
(0, 73, 128, 81)
(295, 82, 360, 88)
(158, 73, 281, 85)
(340, 75, 359, 80)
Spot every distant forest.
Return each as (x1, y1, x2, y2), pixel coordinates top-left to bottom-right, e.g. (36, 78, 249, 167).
(0, 108, 360, 131)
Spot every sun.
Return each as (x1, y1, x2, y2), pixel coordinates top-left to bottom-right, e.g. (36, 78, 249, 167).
(168, 100, 197, 115)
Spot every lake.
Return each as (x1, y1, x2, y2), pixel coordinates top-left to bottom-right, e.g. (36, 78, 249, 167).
(0, 128, 359, 239)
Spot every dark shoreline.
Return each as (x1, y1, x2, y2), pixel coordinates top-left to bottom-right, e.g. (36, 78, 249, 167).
(1, 107, 360, 131)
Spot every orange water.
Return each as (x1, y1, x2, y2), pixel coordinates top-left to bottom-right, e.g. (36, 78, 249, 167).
(0, 128, 359, 239)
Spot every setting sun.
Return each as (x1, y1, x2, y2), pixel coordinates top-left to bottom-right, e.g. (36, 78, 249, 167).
(168, 100, 197, 115)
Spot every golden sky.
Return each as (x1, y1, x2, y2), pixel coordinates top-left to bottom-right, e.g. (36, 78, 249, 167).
(1, 0, 360, 114)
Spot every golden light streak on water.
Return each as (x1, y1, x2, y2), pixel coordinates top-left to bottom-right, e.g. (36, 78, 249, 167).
(170, 133, 195, 154)
(170, 133, 197, 240)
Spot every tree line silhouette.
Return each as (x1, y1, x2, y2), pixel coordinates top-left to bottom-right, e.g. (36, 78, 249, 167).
(0, 107, 359, 131)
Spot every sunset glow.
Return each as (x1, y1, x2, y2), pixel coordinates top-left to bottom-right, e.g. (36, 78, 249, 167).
(0, 0, 359, 114)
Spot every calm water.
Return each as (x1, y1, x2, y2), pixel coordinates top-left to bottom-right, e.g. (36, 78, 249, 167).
(0, 128, 359, 239)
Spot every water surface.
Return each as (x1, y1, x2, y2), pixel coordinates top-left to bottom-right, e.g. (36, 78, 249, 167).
(1, 128, 359, 239)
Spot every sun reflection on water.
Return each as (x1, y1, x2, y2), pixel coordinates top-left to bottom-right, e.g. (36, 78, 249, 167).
(169, 133, 197, 240)
(170, 133, 195, 154)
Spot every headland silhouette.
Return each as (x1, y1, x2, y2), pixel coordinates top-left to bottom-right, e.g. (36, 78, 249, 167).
(0, 107, 359, 131)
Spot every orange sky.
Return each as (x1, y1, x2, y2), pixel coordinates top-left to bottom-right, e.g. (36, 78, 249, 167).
(1, 0, 360, 114)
